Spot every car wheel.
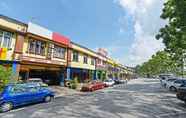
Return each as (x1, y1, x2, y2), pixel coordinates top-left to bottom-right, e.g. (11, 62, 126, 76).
(169, 86, 177, 92)
(44, 96, 52, 102)
(1, 102, 13, 112)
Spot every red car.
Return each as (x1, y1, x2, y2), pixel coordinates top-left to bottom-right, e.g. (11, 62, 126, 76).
(81, 81, 106, 92)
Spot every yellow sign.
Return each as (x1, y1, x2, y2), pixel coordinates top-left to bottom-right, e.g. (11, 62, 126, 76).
(0, 48, 7, 60)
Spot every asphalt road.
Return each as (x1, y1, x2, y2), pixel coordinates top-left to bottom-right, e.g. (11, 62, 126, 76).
(0, 78, 186, 118)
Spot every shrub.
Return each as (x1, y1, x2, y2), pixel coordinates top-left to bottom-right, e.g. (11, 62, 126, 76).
(0, 65, 12, 91)
(69, 77, 79, 89)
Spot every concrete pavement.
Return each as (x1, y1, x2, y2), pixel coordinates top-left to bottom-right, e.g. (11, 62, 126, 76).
(0, 78, 186, 118)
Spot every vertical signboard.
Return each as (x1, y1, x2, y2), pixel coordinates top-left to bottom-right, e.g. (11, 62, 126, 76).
(0, 48, 7, 60)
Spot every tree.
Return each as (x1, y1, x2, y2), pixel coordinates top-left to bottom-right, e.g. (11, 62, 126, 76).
(136, 51, 178, 77)
(0, 65, 12, 91)
(156, 0, 186, 76)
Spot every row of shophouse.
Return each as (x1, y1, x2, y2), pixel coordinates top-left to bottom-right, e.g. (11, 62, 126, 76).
(0, 15, 134, 86)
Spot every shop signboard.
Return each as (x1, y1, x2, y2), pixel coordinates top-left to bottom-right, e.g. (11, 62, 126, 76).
(52, 32, 70, 46)
(27, 22, 52, 40)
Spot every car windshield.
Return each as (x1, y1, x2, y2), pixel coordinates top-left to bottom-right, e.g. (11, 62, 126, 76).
(167, 79, 176, 82)
(28, 80, 42, 82)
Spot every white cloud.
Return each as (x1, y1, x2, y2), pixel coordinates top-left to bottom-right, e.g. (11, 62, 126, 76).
(116, 0, 166, 67)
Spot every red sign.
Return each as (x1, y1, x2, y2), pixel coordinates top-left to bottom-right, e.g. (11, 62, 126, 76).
(52, 32, 70, 46)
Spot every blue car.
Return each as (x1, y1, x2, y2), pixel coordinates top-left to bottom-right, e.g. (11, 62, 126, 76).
(0, 83, 55, 112)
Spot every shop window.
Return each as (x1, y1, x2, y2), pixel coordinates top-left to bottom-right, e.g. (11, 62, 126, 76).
(47, 43, 53, 59)
(53, 45, 66, 59)
(83, 55, 88, 64)
(72, 51, 79, 62)
(91, 58, 95, 65)
(0, 30, 13, 48)
(28, 39, 35, 53)
(28, 38, 46, 56)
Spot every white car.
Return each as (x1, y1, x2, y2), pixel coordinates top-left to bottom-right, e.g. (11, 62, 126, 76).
(104, 79, 115, 87)
(165, 78, 177, 88)
(160, 77, 170, 87)
(159, 74, 174, 86)
(167, 79, 186, 91)
(27, 78, 48, 87)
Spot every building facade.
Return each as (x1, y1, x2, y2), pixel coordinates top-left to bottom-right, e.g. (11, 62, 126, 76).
(15, 22, 70, 85)
(66, 42, 97, 83)
(0, 15, 27, 78)
(95, 48, 108, 80)
(0, 15, 135, 86)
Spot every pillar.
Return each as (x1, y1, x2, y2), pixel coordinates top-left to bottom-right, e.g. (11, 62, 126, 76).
(66, 67, 71, 80)
(12, 61, 20, 81)
(60, 68, 65, 86)
(93, 70, 97, 80)
(94, 70, 97, 80)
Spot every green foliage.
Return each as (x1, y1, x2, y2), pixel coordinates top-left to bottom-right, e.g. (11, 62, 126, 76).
(69, 77, 79, 89)
(136, 51, 178, 77)
(0, 65, 12, 91)
(156, 0, 186, 75)
(101, 73, 106, 81)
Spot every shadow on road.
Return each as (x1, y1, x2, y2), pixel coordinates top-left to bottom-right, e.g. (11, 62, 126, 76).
(1, 79, 186, 118)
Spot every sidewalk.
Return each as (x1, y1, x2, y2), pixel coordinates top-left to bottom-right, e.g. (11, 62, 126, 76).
(49, 86, 84, 98)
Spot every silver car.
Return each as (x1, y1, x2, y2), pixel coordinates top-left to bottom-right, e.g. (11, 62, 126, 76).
(167, 79, 186, 91)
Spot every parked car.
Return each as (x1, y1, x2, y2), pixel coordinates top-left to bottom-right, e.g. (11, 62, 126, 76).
(81, 81, 106, 92)
(113, 78, 127, 85)
(160, 77, 169, 87)
(27, 78, 48, 87)
(167, 79, 186, 92)
(159, 74, 174, 86)
(104, 79, 115, 87)
(165, 78, 177, 88)
(0, 83, 55, 112)
(176, 85, 186, 103)
(160, 76, 175, 87)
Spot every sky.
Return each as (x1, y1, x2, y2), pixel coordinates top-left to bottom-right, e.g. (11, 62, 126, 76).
(0, 0, 166, 67)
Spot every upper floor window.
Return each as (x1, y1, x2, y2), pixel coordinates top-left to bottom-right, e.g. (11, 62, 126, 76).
(91, 58, 95, 65)
(102, 61, 106, 65)
(72, 51, 79, 62)
(97, 59, 101, 64)
(0, 30, 13, 48)
(46, 43, 53, 59)
(28, 38, 46, 56)
(83, 55, 88, 64)
(53, 45, 66, 59)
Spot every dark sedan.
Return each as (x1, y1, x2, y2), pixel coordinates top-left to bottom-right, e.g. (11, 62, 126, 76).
(176, 85, 186, 103)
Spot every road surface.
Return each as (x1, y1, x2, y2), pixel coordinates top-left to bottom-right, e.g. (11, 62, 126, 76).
(1, 78, 186, 118)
